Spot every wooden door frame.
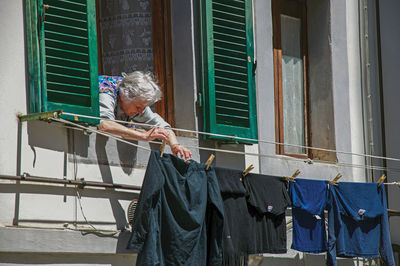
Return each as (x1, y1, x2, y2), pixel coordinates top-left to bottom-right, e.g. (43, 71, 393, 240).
(272, 0, 310, 158)
(96, 0, 175, 126)
(153, 0, 175, 127)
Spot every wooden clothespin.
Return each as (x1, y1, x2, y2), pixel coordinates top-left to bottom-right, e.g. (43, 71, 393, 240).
(243, 164, 254, 177)
(377, 174, 386, 187)
(205, 154, 215, 170)
(240, 164, 254, 182)
(160, 140, 166, 157)
(283, 169, 301, 182)
(328, 173, 342, 186)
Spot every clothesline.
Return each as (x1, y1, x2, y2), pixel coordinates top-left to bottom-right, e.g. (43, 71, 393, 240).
(61, 112, 400, 164)
(51, 117, 400, 176)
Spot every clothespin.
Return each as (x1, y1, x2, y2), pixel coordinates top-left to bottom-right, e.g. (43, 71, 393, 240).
(74, 115, 79, 121)
(328, 173, 342, 186)
(240, 164, 254, 182)
(205, 154, 215, 170)
(160, 140, 166, 158)
(283, 169, 301, 182)
(243, 164, 254, 177)
(377, 174, 386, 187)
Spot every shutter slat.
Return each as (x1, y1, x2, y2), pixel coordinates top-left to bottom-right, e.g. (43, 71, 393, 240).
(47, 72, 90, 87)
(215, 61, 247, 72)
(46, 0, 86, 12)
(215, 32, 246, 43)
(45, 38, 88, 53)
(215, 75, 248, 85)
(45, 21, 87, 35)
(46, 55, 88, 70)
(45, 30, 88, 45)
(48, 6, 86, 20)
(46, 64, 89, 79)
(213, 10, 245, 24)
(213, 2, 244, 15)
(216, 91, 249, 103)
(47, 90, 91, 107)
(215, 69, 248, 81)
(47, 81, 90, 95)
(46, 13, 87, 24)
(45, 47, 89, 63)
(216, 105, 249, 117)
(213, 17, 245, 29)
(217, 98, 249, 110)
(214, 0, 245, 9)
(215, 54, 247, 67)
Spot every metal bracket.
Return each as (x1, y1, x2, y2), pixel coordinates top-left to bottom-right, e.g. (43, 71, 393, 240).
(18, 110, 63, 122)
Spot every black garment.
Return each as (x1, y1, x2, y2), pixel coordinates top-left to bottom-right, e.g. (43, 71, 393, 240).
(215, 168, 291, 266)
(127, 151, 224, 266)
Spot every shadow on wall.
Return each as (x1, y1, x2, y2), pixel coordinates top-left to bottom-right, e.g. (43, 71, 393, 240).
(0, 253, 137, 265)
(26, 120, 140, 170)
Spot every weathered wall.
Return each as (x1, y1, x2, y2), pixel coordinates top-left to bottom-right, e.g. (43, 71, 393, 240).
(379, 0, 400, 246)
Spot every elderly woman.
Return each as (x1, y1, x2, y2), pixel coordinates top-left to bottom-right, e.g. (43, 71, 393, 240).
(98, 71, 192, 160)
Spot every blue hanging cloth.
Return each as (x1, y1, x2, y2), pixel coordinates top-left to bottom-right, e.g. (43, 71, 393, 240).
(289, 178, 329, 253)
(327, 182, 395, 266)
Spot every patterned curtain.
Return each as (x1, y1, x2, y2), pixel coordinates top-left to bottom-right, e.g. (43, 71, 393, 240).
(98, 0, 153, 75)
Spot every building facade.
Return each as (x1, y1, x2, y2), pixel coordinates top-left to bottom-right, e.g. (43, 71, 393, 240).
(0, 0, 399, 265)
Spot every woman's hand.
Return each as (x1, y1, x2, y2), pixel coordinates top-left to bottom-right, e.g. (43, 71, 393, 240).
(171, 144, 192, 161)
(142, 127, 170, 141)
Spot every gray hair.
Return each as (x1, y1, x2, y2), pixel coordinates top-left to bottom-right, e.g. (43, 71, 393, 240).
(118, 71, 162, 105)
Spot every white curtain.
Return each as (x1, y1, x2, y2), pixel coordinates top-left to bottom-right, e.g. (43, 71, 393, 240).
(98, 0, 153, 75)
(281, 14, 305, 154)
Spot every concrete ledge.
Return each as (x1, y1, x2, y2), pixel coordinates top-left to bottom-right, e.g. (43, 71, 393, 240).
(0, 227, 134, 254)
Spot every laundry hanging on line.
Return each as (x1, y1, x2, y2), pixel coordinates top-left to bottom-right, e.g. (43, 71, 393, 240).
(127, 150, 224, 266)
(215, 167, 291, 266)
(127, 150, 396, 266)
(289, 178, 329, 254)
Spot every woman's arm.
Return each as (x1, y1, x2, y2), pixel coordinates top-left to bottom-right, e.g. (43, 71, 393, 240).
(98, 120, 169, 141)
(166, 129, 192, 160)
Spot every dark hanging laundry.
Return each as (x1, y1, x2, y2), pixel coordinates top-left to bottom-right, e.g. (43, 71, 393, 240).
(127, 151, 224, 266)
(215, 168, 291, 266)
(327, 182, 395, 266)
(289, 178, 329, 253)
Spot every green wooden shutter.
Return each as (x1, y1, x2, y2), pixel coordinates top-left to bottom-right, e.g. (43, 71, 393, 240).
(31, 0, 99, 123)
(200, 0, 257, 141)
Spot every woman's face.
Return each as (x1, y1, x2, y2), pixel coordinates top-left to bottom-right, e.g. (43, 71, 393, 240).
(119, 94, 148, 117)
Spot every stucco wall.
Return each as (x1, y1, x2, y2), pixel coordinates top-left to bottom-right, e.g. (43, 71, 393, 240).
(379, 0, 400, 246)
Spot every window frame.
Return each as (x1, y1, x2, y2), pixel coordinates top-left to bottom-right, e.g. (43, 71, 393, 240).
(272, 0, 310, 158)
(95, 0, 175, 127)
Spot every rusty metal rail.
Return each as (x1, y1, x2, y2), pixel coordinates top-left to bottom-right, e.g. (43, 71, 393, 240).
(0, 174, 141, 191)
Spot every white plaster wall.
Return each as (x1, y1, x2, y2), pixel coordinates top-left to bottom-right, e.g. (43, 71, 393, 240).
(0, 0, 27, 176)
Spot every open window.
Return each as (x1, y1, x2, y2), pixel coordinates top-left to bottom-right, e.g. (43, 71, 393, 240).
(25, 0, 174, 125)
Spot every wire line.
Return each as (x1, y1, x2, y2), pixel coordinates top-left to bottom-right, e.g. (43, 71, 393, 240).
(61, 112, 400, 164)
(50, 117, 400, 174)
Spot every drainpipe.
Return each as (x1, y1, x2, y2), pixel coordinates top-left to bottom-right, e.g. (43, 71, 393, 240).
(346, 0, 367, 182)
(359, 0, 375, 182)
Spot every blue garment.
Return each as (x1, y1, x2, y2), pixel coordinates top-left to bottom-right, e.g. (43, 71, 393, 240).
(289, 179, 329, 253)
(127, 151, 224, 266)
(327, 182, 395, 266)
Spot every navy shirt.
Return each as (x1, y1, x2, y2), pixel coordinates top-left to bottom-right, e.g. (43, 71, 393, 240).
(128, 151, 224, 266)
